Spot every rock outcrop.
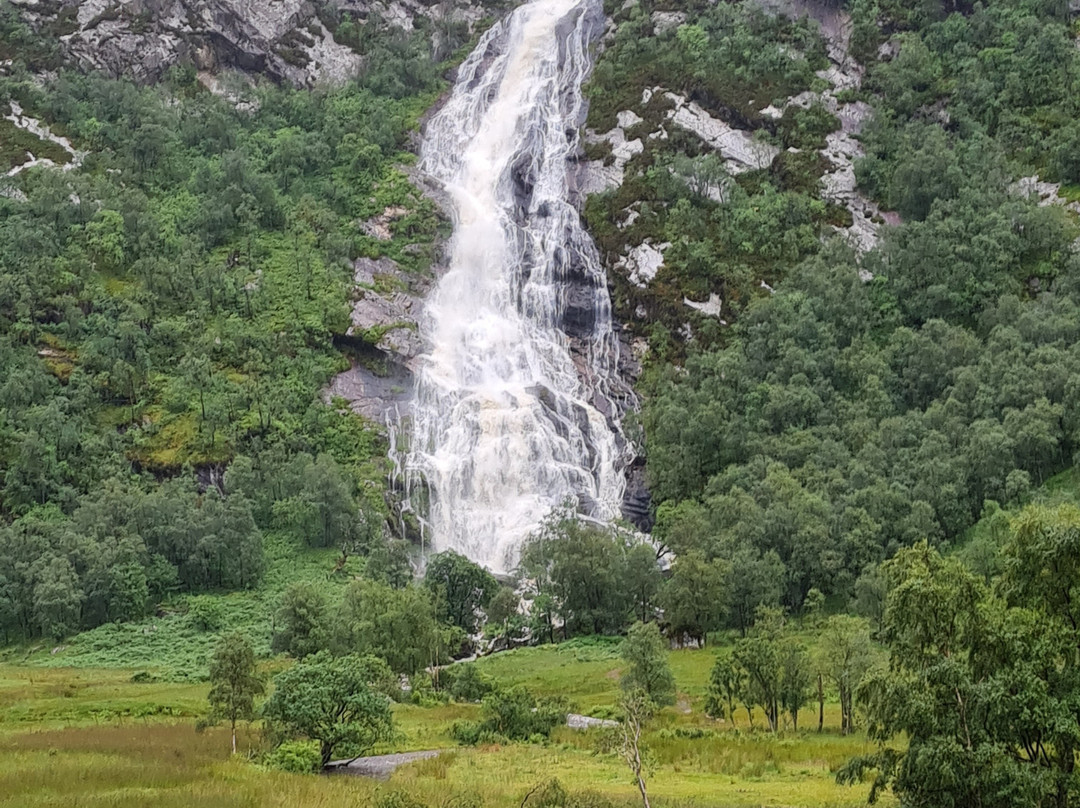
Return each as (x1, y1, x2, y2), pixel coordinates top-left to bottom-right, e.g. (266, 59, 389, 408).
(11, 0, 501, 87)
(325, 255, 430, 421)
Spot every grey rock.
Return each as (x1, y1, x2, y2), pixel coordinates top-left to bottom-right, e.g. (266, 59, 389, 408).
(567, 713, 619, 730)
(16, 0, 503, 87)
(621, 461, 652, 531)
(327, 750, 440, 779)
(324, 360, 411, 422)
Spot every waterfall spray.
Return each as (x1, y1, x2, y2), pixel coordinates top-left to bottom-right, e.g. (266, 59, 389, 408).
(402, 0, 628, 573)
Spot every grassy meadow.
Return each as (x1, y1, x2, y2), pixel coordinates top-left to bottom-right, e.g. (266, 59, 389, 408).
(0, 640, 888, 808)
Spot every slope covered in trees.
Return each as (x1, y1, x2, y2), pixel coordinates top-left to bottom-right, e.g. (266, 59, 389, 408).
(582, 0, 1080, 612)
(0, 1, 449, 641)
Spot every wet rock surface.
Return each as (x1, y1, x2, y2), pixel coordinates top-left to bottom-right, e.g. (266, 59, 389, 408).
(325, 256, 429, 421)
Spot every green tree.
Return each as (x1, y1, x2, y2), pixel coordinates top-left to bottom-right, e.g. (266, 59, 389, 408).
(271, 581, 330, 658)
(839, 539, 1079, 806)
(262, 652, 394, 767)
(334, 580, 448, 674)
(207, 632, 264, 754)
(31, 555, 82, 640)
(619, 621, 676, 707)
(424, 550, 497, 635)
(519, 515, 630, 637)
(661, 551, 730, 646)
(816, 615, 875, 734)
(485, 585, 519, 643)
(704, 651, 745, 727)
(732, 607, 785, 732)
(624, 543, 662, 624)
(727, 546, 784, 635)
(778, 637, 812, 731)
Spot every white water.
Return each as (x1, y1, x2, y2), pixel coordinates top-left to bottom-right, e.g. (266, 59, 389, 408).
(403, 0, 627, 574)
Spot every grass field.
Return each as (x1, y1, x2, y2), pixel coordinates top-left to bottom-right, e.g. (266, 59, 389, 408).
(1, 531, 357, 680)
(0, 492, 891, 806)
(0, 643, 889, 808)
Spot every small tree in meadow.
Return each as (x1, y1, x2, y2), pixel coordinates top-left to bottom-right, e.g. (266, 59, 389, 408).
(262, 652, 394, 767)
(618, 688, 655, 808)
(207, 632, 264, 754)
(620, 621, 676, 707)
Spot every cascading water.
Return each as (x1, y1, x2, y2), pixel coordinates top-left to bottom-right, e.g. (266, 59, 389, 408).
(400, 0, 630, 574)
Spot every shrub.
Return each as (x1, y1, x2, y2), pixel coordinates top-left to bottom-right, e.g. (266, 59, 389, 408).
(450, 720, 483, 745)
(265, 740, 321, 773)
(443, 664, 494, 703)
(480, 686, 567, 741)
(187, 597, 225, 632)
(409, 672, 448, 707)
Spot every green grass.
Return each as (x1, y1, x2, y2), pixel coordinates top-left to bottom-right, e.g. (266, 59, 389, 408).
(6, 532, 359, 679)
(1059, 183, 1080, 204)
(0, 116, 71, 170)
(0, 660, 888, 807)
(0, 544, 891, 806)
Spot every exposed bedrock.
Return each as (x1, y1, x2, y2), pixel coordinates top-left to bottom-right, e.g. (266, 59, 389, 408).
(11, 0, 506, 87)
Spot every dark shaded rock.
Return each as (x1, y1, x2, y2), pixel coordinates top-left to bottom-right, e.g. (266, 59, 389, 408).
(621, 461, 652, 532)
(562, 283, 598, 340)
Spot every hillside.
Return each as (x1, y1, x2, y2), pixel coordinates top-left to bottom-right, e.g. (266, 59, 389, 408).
(2, 0, 1080, 806)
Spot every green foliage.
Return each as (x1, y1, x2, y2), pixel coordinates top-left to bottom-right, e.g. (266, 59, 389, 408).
(704, 652, 744, 726)
(206, 632, 264, 753)
(726, 608, 813, 732)
(619, 621, 676, 707)
(264, 738, 322, 773)
(645, 233, 1080, 609)
(477, 685, 568, 742)
(0, 477, 265, 641)
(424, 550, 498, 635)
(442, 663, 495, 703)
(450, 684, 568, 746)
(0, 5, 441, 649)
(263, 651, 395, 766)
(271, 581, 330, 659)
(520, 514, 660, 640)
(484, 585, 521, 642)
(583, 0, 834, 350)
(660, 551, 730, 646)
(188, 597, 226, 632)
(840, 528, 1080, 806)
(334, 579, 450, 674)
(815, 616, 875, 735)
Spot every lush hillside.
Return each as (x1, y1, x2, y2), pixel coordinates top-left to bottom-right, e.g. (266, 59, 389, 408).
(1, 0, 1080, 806)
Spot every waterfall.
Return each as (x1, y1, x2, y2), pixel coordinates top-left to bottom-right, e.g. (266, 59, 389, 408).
(402, 0, 629, 574)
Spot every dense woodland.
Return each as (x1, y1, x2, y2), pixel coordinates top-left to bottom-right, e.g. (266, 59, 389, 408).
(2, 0, 1080, 805)
(0, 1, 450, 640)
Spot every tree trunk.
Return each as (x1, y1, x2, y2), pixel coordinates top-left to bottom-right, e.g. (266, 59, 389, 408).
(635, 774, 651, 808)
(231, 718, 237, 755)
(818, 674, 824, 733)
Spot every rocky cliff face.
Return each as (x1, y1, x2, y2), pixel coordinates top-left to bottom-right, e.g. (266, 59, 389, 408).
(10, 0, 495, 86)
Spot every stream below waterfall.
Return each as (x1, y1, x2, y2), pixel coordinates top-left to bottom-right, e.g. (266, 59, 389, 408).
(400, 0, 629, 573)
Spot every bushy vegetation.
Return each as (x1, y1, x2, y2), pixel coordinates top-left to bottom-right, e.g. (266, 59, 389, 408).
(636, 0, 1080, 615)
(3, 0, 1080, 805)
(0, 0, 450, 643)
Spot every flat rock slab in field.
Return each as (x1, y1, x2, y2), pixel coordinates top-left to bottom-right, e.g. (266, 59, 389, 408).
(566, 713, 619, 730)
(327, 750, 441, 780)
